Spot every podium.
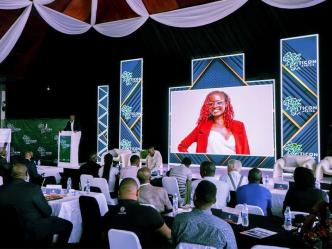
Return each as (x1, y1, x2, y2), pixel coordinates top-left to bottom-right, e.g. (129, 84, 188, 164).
(58, 131, 81, 169)
(0, 128, 11, 162)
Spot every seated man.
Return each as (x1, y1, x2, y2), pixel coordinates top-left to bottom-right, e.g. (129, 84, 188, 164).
(23, 151, 43, 185)
(120, 155, 140, 185)
(80, 152, 101, 177)
(169, 157, 192, 199)
(102, 178, 171, 248)
(172, 180, 237, 249)
(191, 161, 230, 209)
(283, 167, 328, 213)
(0, 163, 72, 246)
(221, 159, 248, 191)
(137, 167, 172, 213)
(146, 146, 163, 174)
(0, 148, 11, 184)
(236, 168, 272, 216)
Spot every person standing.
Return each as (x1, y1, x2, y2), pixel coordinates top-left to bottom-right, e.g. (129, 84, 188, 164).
(64, 114, 81, 132)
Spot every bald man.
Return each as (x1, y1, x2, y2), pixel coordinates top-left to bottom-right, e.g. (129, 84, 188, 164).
(102, 178, 172, 248)
(0, 163, 72, 246)
(137, 167, 172, 213)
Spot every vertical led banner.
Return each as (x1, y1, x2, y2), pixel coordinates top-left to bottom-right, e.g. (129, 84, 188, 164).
(281, 34, 319, 159)
(97, 85, 109, 163)
(119, 59, 143, 152)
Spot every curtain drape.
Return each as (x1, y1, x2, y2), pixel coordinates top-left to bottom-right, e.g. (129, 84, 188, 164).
(0, 0, 327, 63)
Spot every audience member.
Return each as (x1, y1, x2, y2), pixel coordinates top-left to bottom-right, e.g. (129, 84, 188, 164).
(221, 159, 248, 191)
(137, 167, 172, 213)
(0, 148, 11, 184)
(146, 146, 163, 174)
(191, 161, 230, 209)
(283, 167, 328, 213)
(102, 178, 171, 248)
(23, 151, 43, 185)
(101, 153, 119, 197)
(236, 168, 272, 216)
(172, 180, 237, 249)
(79, 152, 101, 177)
(120, 155, 140, 184)
(169, 157, 192, 199)
(0, 163, 72, 246)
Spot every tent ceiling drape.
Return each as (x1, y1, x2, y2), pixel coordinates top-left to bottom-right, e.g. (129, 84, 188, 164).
(0, 0, 327, 63)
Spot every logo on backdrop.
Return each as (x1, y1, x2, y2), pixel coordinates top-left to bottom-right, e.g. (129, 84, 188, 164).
(6, 123, 21, 133)
(22, 135, 37, 145)
(121, 105, 140, 121)
(60, 139, 70, 149)
(283, 96, 317, 116)
(120, 138, 140, 153)
(121, 71, 141, 86)
(37, 146, 52, 157)
(284, 142, 302, 155)
(38, 123, 52, 134)
(283, 52, 317, 71)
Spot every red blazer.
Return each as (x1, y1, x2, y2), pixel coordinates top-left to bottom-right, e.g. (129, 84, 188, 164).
(178, 120, 250, 154)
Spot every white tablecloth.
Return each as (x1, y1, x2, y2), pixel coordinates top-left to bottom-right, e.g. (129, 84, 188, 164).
(38, 166, 63, 184)
(48, 191, 108, 243)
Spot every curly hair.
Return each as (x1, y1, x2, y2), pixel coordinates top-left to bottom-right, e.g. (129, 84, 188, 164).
(197, 91, 234, 129)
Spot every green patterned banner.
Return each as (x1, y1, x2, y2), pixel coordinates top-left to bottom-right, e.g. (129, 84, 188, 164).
(6, 119, 67, 165)
(59, 135, 71, 163)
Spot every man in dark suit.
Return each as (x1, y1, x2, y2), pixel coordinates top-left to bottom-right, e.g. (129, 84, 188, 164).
(64, 114, 81, 132)
(23, 151, 43, 185)
(0, 163, 72, 246)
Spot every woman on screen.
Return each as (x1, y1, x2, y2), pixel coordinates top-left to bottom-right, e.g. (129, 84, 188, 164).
(178, 90, 250, 155)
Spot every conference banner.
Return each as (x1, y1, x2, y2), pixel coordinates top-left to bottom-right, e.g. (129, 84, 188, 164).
(169, 54, 276, 168)
(6, 119, 67, 165)
(97, 85, 109, 163)
(281, 34, 319, 160)
(119, 59, 143, 152)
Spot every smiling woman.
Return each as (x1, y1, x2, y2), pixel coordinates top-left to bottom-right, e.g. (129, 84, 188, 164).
(177, 90, 250, 155)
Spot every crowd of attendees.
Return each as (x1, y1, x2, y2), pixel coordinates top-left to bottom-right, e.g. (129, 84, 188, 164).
(0, 146, 332, 249)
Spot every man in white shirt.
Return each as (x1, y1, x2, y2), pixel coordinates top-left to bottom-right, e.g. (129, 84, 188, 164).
(146, 146, 163, 174)
(120, 155, 140, 184)
(191, 161, 230, 209)
(221, 159, 248, 191)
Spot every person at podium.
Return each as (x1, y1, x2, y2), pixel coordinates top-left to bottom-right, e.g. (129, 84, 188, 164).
(64, 114, 81, 132)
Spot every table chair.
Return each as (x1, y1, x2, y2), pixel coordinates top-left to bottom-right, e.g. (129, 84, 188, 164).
(108, 229, 142, 249)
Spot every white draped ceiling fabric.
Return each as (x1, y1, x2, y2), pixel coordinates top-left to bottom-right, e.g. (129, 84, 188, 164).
(0, 0, 327, 63)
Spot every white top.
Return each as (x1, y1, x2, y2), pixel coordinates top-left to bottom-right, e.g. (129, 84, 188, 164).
(191, 176, 230, 209)
(70, 121, 74, 131)
(220, 171, 248, 191)
(146, 150, 163, 172)
(207, 130, 235, 154)
(98, 166, 119, 193)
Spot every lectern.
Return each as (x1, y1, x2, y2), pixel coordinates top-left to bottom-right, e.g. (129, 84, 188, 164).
(0, 128, 11, 161)
(58, 131, 81, 168)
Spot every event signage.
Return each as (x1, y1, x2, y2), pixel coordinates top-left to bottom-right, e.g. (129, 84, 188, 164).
(59, 135, 71, 163)
(97, 85, 109, 163)
(281, 34, 319, 160)
(119, 59, 143, 152)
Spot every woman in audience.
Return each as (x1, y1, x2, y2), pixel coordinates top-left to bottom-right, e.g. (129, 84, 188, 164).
(283, 167, 328, 213)
(101, 153, 119, 198)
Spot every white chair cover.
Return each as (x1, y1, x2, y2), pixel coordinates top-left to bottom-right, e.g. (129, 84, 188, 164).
(235, 204, 265, 216)
(162, 176, 184, 206)
(176, 242, 216, 249)
(315, 156, 332, 180)
(251, 246, 289, 249)
(108, 229, 142, 249)
(91, 178, 117, 205)
(0, 176, 3, 186)
(140, 203, 157, 210)
(80, 174, 93, 191)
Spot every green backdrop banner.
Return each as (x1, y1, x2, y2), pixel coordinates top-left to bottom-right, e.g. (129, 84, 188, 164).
(6, 119, 67, 165)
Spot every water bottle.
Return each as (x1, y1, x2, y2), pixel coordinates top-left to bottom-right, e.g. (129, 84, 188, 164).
(66, 177, 72, 194)
(284, 206, 292, 231)
(241, 203, 249, 227)
(85, 179, 91, 194)
(172, 193, 179, 216)
(315, 179, 321, 189)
